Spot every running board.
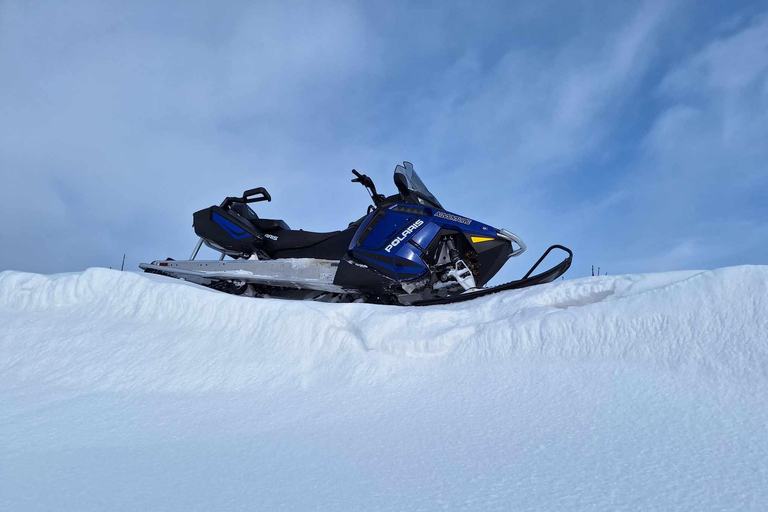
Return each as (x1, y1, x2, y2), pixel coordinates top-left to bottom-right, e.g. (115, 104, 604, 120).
(139, 258, 346, 293)
(411, 245, 573, 306)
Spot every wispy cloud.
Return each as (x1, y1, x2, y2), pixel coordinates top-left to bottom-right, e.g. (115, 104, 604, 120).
(1, 0, 766, 277)
(619, 13, 768, 271)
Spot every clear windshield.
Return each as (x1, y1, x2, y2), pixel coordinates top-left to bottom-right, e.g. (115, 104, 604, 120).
(394, 162, 443, 209)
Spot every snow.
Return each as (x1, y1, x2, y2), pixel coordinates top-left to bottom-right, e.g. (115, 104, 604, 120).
(1, 266, 767, 511)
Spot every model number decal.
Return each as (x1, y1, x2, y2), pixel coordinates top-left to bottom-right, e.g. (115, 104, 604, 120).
(264, 233, 278, 241)
(434, 211, 471, 225)
(385, 219, 424, 253)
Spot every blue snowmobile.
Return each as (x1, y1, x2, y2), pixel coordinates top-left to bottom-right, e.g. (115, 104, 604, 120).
(140, 162, 572, 305)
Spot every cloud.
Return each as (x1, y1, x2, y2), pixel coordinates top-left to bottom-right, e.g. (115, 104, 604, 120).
(0, 0, 374, 272)
(1, 0, 766, 280)
(420, 0, 673, 170)
(607, 13, 768, 272)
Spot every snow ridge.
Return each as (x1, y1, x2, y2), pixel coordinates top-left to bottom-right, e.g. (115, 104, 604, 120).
(2, 266, 768, 511)
(1, 265, 766, 393)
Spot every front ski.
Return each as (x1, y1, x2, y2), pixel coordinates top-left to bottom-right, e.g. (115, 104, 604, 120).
(411, 245, 572, 306)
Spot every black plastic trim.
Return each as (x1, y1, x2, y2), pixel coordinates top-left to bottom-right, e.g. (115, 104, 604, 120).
(356, 208, 387, 247)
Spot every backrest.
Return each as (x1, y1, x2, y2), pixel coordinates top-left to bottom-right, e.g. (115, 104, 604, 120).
(229, 202, 259, 222)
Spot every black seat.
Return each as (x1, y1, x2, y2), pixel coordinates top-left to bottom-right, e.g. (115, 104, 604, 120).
(269, 230, 339, 251)
(228, 203, 362, 260)
(270, 226, 358, 260)
(267, 214, 369, 259)
(229, 203, 290, 232)
(254, 218, 291, 232)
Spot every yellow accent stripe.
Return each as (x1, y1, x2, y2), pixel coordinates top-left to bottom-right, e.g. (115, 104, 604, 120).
(471, 236, 495, 243)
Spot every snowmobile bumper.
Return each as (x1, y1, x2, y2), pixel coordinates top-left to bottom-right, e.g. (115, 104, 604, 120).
(496, 228, 527, 258)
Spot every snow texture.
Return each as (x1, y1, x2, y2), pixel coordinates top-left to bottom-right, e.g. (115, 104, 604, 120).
(1, 266, 767, 511)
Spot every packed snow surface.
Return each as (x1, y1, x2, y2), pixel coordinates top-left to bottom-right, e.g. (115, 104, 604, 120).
(1, 266, 767, 511)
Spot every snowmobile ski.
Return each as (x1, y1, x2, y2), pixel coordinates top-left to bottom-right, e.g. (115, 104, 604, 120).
(411, 245, 572, 306)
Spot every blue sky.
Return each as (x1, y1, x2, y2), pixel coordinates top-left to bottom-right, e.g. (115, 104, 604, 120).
(1, 0, 766, 280)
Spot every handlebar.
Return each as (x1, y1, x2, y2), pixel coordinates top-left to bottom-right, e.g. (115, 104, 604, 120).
(351, 169, 385, 207)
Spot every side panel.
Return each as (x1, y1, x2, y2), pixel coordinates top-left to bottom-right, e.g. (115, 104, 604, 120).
(343, 204, 510, 287)
(193, 206, 262, 255)
(346, 205, 432, 282)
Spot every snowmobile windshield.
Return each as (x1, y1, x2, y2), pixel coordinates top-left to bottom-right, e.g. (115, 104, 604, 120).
(393, 162, 443, 209)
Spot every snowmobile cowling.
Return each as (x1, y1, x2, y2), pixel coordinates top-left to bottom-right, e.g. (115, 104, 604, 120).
(140, 162, 572, 305)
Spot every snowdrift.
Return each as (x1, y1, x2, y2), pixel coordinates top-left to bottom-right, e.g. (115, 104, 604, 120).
(1, 266, 767, 392)
(1, 266, 767, 511)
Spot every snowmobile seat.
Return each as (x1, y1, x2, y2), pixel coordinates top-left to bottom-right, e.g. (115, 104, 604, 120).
(227, 202, 357, 259)
(253, 218, 291, 232)
(229, 203, 290, 232)
(269, 226, 358, 260)
(270, 230, 338, 250)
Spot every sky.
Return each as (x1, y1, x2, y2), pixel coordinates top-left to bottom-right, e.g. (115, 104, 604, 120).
(1, 0, 766, 280)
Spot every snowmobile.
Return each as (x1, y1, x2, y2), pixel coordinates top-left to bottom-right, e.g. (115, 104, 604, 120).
(140, 162, 572, 305)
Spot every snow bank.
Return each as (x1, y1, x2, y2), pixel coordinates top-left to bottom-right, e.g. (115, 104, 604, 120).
(1, 266, 767, 511)
(1, 266, 766, 392)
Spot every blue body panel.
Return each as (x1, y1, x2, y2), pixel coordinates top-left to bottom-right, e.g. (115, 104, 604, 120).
(348, 204, 499, 283)
(213, 212, 252, 239)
